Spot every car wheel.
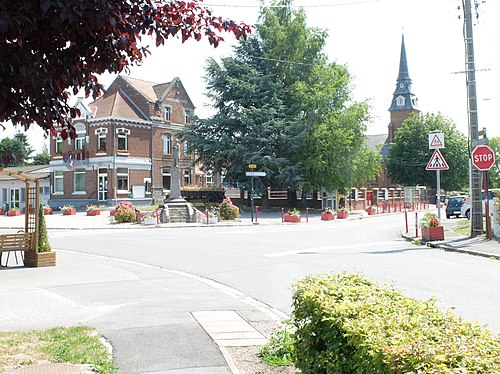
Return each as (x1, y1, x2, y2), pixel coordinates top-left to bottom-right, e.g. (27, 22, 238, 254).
(466, 209, 471, 220)
(455, 214, 460, 218)
(446, 214, 451, 219)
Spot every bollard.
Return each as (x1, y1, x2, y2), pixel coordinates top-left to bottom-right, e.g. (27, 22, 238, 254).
(155, 208, 159, 225)
(415, 212, 418, 237)
(405, 210, 408, 233)
(306, 207, 309, 223)
(281, 208, 284, 222)
(205, 209, 209, 225)
(255, 206, 259, 224)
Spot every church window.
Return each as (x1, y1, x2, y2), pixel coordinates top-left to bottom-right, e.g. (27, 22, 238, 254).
(396, 96, 405, 106)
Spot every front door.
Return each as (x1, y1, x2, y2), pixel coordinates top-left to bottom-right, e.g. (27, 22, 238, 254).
(98, 169, 108, 201)
(10, 188, 20, 208)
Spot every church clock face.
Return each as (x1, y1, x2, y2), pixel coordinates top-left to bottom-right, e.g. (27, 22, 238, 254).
(399, 83, 404, 88)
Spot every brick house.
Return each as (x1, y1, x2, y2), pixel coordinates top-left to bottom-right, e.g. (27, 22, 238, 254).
(48, 75, 211, 209)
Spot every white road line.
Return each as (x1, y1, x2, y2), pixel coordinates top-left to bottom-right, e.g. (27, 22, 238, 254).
(263, 241, 402, 257)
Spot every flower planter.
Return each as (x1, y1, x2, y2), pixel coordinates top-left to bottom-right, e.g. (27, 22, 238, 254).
(283, 215, 301, 223)
(422, 226, 444, 241)
(321, 212, 335, 221)
(337, 211, 348, 219)
(86, 210, 101, 216)
(8, 210, 21, 216)
(0, 209, 6, 215)
(24, 251, 56, 267)
(143, 216, 157, 225)
(207, 216, 218, 224)
(62, 208, 76, 215)
(43, 208, 53, 215)
(366, 208, 376, 216)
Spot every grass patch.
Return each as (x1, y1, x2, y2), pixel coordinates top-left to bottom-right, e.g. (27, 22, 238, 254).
(453, 218, 488, 236)
(0, 326, 116, 373)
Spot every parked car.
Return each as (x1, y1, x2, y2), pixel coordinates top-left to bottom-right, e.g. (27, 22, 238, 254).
(446, 195, 467, 219)
(461, 189, 499, 220)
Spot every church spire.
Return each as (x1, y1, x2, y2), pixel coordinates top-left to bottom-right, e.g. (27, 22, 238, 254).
(389, 34, 419, 112)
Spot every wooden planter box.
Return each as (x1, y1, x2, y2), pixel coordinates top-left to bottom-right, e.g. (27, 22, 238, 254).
(321, 212, 335, 221)
(8, 210, 21, 216)
(86, 210, 101, 216)
(62, 208, 76, 215)
(284, 215, 301, 223)
(337, 211, 348, 219)
(24, 251, 56, 267)
(422, 226, 444, 241)
(43, 208, 53, 215)
(366, 208, 376, 215)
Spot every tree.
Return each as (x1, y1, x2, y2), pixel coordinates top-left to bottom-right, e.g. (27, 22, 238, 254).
(488, 136, 500, 188)
(184, 0, 376, 203)
(38, 204, 52, 253)
(31, 145, 51, 165)
(0, 132, 34, 166)
(386, 113, 468, 191)
(0, 0, 251, 138)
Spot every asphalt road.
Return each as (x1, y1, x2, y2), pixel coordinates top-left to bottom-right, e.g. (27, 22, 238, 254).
(48, 213, 500, 333)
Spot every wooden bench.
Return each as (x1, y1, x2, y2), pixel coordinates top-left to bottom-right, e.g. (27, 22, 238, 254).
(0, 233, 33, 266)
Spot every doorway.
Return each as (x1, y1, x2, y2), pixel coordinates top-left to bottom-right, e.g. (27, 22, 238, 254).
(98, 169, 108, 201)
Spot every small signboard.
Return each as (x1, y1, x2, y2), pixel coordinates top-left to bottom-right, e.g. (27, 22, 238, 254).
(428, 132, 445, 149)
(248, 164, 257, 169)
(426, 149, 449, 170)
(246, 171, 266, 177)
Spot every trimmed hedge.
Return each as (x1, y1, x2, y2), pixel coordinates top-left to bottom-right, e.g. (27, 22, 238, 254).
(292, 273, 500, 373)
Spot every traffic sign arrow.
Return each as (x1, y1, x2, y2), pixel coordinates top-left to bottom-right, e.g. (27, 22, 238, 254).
(426, 149, 449, 170)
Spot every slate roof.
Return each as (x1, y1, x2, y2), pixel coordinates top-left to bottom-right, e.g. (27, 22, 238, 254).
(90, 90, 146, 120)
(367, 134, 391, 160)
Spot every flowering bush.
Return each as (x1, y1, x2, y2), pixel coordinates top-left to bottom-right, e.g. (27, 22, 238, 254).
(86, 204, 100, 212)
(287, 208, 301, 217)
(421, 212, 441, 228)
(142, 211, 156, 219)
(338, 207, 349, 213)
(113, 201, 136, 223)
(60, 205, 74, 212)
(219, 198, 239, 220)
(8, 207, 20, 212)
(323, 208, 334, 215)
(205, 203, 220, 217)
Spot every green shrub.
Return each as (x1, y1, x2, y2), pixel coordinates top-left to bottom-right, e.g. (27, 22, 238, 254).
(219, 198, 239, 220)
(38, 204, 51, 253)
(113, 201, 136, 223)
(292, 273, 500, 373)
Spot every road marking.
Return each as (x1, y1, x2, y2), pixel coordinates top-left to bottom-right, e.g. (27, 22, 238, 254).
(263, 241, 401, 257)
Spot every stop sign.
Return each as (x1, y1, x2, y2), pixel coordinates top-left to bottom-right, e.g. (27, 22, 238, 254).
(471, 145, 496, 171)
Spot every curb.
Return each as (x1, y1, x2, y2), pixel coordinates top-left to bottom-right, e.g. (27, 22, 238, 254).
(401, 232, 500, 260)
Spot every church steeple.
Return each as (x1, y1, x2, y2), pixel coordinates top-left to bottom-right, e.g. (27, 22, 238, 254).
(388, 34, 420, 141)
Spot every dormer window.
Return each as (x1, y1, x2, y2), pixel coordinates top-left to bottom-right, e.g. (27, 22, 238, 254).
(396, 95, 405, 106)
(164, 107, 171, 121)
(116, 128, 130, 151)
(184, 109, 192, 124)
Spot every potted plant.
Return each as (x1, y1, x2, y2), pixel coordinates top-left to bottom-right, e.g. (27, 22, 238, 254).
(142, 212, 157, 225)
(25, 204, 56, 267)
(113, 201, 136, 223)
(365, 205, 377, 215)
(43, 204, 53, 215)
(86, 204, 101, 216)
(205, 204, 219, 224)
(7, 207, 21, 216)
(421, 212, 444, 241)
(61, 205, 76, 215)
(337, 207, 349, 219)
(284, 208, 301, 223)
(321, 208, 335, 221)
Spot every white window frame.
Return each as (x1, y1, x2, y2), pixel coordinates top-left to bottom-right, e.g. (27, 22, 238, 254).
(396, 95, 405, 106)
(54, 170, 64, 194)
(75, 131, 85, 151)
(183, 141, 190, 156)
(162, 134, 171, 154)
(206, 171, 214, 187)
(116, 128, 130, 152)
(73, 168, 86, 194)
(184, 109, 192, 124)
(183, 169, 191, 185)
(117, 167, 129, 193)
(95, 128, 108, 152)
(164, 107, 171, 121)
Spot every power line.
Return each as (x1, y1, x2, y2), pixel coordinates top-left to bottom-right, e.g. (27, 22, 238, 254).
(204, 0, 383, 9)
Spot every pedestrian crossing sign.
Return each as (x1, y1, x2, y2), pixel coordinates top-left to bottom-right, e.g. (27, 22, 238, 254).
(428, 132, 445, 149)
(426, 149, 449, 170)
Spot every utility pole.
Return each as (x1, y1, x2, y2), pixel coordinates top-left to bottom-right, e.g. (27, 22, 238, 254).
(463, 0, 483, 237)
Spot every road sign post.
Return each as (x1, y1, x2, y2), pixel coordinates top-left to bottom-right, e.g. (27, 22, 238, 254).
(246, 170, 266, 223)
(426, 148, 449, 220)
(471, 145, 495, 240)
